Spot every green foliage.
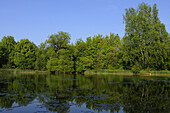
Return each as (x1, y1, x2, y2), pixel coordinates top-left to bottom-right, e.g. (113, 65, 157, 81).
(122, 3, 170, 70)
(0, 42, 7, 68)
(131, 63, 142, 73)
(46, 57, 58, 72)
(76, 57, 93, 72)
(85, 69, 132, 74)
(14, 39, 37, 69)
(47, 31, 71, 54)
(35, 42, 48, 70)
(75, 33, 122, 72)
(46, 32, 74, 73)
(1, 36, 16, 68)
(0, 68, 36, 73)
(57, 47, 74, 73)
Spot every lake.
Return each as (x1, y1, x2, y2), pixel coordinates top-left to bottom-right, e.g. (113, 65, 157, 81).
(0, 74, 169, 113)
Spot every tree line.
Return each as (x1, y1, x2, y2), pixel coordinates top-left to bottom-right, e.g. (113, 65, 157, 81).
(0, 3, 170, 73)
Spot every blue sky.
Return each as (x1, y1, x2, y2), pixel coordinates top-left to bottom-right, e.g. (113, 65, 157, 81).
(0, 0, 170, 45)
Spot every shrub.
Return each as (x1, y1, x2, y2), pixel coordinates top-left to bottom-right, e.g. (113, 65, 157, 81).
(131, 63, 142, 74)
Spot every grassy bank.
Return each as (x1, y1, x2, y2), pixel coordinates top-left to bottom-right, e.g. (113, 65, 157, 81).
(1, 68, 170, 76)
(140, 70, 170, 74)
(84, 69, 170, 76)
(84, 70, 133, 75)
(139, 70, 170, 75)
(0, 69, 49, 74)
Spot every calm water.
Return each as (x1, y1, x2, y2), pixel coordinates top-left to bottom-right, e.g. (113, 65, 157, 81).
(0, 74, 169, 113)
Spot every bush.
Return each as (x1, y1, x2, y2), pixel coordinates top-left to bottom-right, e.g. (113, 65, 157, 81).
(131, 63, 141, 74)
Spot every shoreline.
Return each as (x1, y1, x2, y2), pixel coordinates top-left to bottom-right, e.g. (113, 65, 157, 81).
(0, 71, 170, 76)
(0, 68, 170, 76)
(84, 72, 170, 76)
(84, 72, 133, 75)
(0, 71, 49, 74)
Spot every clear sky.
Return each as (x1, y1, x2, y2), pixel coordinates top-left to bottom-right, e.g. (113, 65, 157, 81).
(0, 0, 170, 45)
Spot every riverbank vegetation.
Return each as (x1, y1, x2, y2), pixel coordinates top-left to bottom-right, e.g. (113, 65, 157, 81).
(0, 69, 48, 74)
(0, 3, 170, 74)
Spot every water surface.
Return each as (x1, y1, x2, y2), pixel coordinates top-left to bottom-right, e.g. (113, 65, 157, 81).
(0, 74, 169, 113)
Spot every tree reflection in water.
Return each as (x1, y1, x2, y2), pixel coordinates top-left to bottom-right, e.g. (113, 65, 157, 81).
(0, 74, 169, 113)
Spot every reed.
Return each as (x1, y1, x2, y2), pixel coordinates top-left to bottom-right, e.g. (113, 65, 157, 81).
(85, 69, 132, 74)
(0, 68, 48, 73)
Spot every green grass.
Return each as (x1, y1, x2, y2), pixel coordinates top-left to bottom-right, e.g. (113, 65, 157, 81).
(1, 68, 170, 75)
(140, 70, 170, 74)
(85, 69, 132, 73)
(85, 69, 170, 75)
(0, 68, 48, 73)
(150, 70, 170, 74)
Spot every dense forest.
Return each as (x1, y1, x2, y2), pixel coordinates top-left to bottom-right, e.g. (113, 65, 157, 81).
(0, 3, 170, 73)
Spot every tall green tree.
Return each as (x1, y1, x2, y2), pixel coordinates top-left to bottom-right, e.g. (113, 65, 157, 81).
(14, 39, 37, 69)
(0, 42, 7, 68)
(75, 33, 122, 72)
(103, 33, 122, 69)
(122, 3, 170, 70)
(46, 31, 74, 73)
(57, 45, 74, 73)
(1, 36, 16, 68)
(35, 42, 48, 70)
(75, 39, 90, 73)
(47, 31, 71, 54)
